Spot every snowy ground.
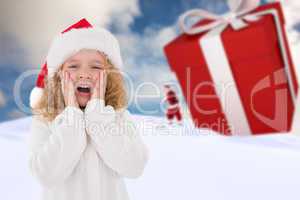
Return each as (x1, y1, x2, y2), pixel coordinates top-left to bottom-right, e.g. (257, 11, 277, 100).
(0, 114, 300, 200)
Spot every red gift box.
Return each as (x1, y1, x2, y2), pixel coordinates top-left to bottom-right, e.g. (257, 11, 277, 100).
(163, 2, 299, 136)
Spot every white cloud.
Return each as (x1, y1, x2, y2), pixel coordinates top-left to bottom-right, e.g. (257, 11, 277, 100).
(0, 0, 140, 68)
(116, 24, 180, 100)
(117, 24, 178, 77)
(143, 25, 179, 59)
(0, 90, 6, 108)
(274, 0, 300, 29)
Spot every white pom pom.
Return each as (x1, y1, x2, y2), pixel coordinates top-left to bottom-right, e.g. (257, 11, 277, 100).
(30, 87, 44, 108)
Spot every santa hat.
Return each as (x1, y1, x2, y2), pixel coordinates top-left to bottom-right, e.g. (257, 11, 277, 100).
(29, 18, 123, 108)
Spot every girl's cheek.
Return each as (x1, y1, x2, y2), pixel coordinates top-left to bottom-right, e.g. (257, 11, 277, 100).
(92, 74, 99, 84)
(92, 73, 98, 81)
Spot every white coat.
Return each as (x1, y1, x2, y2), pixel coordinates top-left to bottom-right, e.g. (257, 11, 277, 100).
(26, 98, 149, 200)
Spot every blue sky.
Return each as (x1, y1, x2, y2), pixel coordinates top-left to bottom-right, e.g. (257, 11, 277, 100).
(130, 0, 227, 32)
(0, 0, 299, 122)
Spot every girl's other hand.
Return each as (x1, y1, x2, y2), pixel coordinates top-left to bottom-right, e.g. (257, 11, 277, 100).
(91, 69, 107, 100)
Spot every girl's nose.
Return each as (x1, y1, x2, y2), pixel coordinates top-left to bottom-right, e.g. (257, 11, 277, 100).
(79, 74, 91, 79)
(78, 70, 92, 80)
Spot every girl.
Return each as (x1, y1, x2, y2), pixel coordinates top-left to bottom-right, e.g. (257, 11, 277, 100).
(27, 19, 149, 200)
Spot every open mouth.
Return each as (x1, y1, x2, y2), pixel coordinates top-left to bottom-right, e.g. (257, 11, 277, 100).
(77, 86, 91, 93)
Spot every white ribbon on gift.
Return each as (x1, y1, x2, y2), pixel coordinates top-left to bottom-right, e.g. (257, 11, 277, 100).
(179, 0, 297, 135)
(179, 0, 261, 35)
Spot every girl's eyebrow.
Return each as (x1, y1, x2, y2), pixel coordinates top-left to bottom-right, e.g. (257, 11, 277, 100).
(65, 59, 80, 64)
(90, 60, 105, 65)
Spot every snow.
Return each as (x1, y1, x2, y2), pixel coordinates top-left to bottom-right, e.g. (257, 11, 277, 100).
(0, 114, 300, 200)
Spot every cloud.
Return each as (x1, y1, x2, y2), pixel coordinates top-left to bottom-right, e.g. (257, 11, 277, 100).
(275, 0, 300, 29)
(117, 24, 179, 80)
(268, 1, 300, 38)
(0, 90, 6, 108)
(0, 0, 140, 68)
(116, 24, 180, 101)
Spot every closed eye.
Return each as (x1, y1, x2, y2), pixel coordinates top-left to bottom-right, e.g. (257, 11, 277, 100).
(68, 65, 77, 69)
(91, 66, 102, 69)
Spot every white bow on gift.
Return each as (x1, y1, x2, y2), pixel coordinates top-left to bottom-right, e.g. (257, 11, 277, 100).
(179, 0, 261, 35)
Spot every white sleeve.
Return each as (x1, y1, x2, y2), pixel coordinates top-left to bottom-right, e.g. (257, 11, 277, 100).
(27, 106, 87, 188)
(84, 98, 149, 179)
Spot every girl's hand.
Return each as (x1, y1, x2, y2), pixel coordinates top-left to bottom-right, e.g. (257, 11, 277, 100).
(61, 71, 79, 108)
(91, 69, 107, 100)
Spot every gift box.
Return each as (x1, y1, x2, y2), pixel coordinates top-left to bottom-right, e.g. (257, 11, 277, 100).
(163, 1, 299, 136)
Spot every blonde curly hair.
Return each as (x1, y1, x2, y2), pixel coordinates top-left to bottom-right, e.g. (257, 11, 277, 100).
(31, 56, 128, 122)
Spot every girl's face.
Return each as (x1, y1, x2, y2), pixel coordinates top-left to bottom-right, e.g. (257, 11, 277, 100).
(61, 49, 109, 107)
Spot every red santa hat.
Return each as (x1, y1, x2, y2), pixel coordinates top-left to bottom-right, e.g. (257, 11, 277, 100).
(29, 18, 123, 108)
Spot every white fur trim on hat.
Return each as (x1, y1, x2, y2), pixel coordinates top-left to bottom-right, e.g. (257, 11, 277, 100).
(46, 27, 123, 77)
(30, 87, 44, 108)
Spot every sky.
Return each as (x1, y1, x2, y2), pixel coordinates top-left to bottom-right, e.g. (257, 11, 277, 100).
(0, 0, 299, 122)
